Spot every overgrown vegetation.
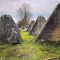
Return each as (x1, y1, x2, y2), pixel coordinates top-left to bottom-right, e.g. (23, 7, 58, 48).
(17, 3, 32, 28)
(0, 30, 60, 60)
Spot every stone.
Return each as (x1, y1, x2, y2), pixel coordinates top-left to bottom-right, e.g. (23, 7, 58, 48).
(34, 3, 60, 42)
(0, 15, 22, 44)
(27, 21, 35, 31)
(29, 16, 46, 34)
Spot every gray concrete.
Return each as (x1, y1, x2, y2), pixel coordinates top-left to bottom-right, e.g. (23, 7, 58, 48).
(27, 21, 35, 31)
(29, 16, 46, 34)
(34, 3, 60, 42)
(0, 15, 22, 44)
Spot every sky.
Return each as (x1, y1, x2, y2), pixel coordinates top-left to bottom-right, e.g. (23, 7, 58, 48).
(0, 0, 60, 23)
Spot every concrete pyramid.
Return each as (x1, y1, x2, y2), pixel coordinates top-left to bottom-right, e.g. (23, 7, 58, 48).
(27, 21, 35, 31)
(34, 3, 60, 42)
(29, 16, 46, 34)
(0, 15, 22, 44)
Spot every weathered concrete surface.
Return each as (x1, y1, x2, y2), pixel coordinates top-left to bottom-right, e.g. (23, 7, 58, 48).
(0, 15, 22, 44)
(34, 3, 60, 42)
(29, 16, 46, 34)
(27, 21, 35, 31)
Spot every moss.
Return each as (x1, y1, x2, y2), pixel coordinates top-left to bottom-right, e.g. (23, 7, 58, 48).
(16, 36, 19, 42)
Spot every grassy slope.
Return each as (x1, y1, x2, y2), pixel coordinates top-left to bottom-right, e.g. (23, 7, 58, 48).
(0, 30, 60, 60)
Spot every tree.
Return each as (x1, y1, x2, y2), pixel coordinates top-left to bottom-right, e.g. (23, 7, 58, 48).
(17, 3, 32, 27)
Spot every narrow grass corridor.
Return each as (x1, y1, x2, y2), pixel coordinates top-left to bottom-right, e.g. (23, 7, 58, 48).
(0, 30, 60, 60)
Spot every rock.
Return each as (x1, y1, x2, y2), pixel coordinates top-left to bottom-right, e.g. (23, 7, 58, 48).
(27, 21, 35, 31)
(0, 15, 22, 44)
(29, 16, 46, 34)
(34, 3, 60, 42)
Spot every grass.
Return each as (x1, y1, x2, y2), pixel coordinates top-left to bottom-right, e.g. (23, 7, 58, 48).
(0, 29, 60, 60)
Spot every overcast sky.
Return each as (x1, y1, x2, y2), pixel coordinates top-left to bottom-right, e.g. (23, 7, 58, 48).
(0, 0, 60, 23)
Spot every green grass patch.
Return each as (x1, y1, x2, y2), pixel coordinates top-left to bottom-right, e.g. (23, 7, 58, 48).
(0, 29, 60, 60)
